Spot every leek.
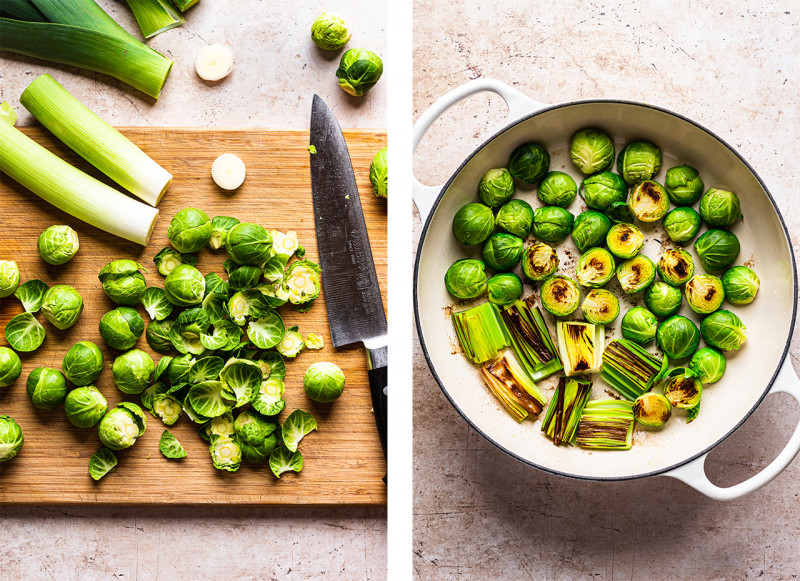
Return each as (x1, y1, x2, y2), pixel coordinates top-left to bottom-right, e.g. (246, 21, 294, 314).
(479, 353, 545, 422)
(126, 0, 184, 38)
(556, 321, 604, 376)
(0, 102, 17, 125)
(21, 74, 172, 206)
(541, 376, 592, 446)
(0, 0, 48, 21)
(501, 299, 563, 381)
(576, 400, 635, 450)
(30, 0, 139, 43)
(169, 0, 199, 12)
(452, 302, 508, 364)
(601, 339, 668, 401)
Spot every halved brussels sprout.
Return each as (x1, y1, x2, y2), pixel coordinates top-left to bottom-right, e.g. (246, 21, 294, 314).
(694, 229, 740, 272)
(606, 223, 644, 259)
(37, 224, 79, 265)
(98, 403, 146, 450)
(452, 203, 494, 245)
(481, 233, 524, 271)
(576, 248, 615, 288)
(336, 48, 383, 96)
(537, 171, 577, 208)
(604, 201, 636, 224)
(581, 288, 620, 325)
(146, 319, 173, 353)
(64, 386, 107, 428)
(0, 347, 22, 388)
(478, 168, 515, 207)
(571, 210, 612, 253)
(252, 377, 287, 415)
(99, 260, 147, 305)
(700, 310, 747, 351)
(620, 306, 658, 344)
(228, 264, 262, 291)
(540, 276, 581, 316)
(699, 188, 742, 227)
(41, 284, 83, 329)
(657, 315, 700, 359)
(444, 259, 487, 300)
(616, 255, 655, 294)
(5, 312, 46, 352)
(521, 243, 558, 281)
(508, 142, 550, 184)
(0, 415, 24, 462)
(661, 367, 702, 409)
(62, 341, 103, 386)
(311, 12, 351, 50)
(369, 147, 388, 199)
(0, 260, 20, 298)
(208, 216, 240, 250)
(170, 308, 211, 355)
(569, 128, 615, 175)
(486, 273, 523, 306)
(303, 362, 345, 403)
(663, 207, 701, 243)
(99, 307, 145, 351)
(226, 222, 273, 266)
(664, 165, 704, 205)
(26, 367, 68, 410)
(633, 392, 672, 427)
(204, 412, 234, 439)
(153, 247, 197, 276)
(167, 207, 211, 253)
(628, 180, 669, 222)
(209, 435, 242, 472)
(689, 347, 726, 384)
(112, 349, 155, 395)
(276, 329, 305, 358)
(617, 141, 662, 185)
(645, 281, 683, 317)
(235, 410, 278, 462)
(685, 274, 724, 314)
(164, 264, 205, 307)
(228, 289, 268, 325)
(721, 266, 760, 305)
(495, 199, 534, 238)
(532, 206, 574, 244)
(152, 394, 182, 425)
(657, 248, 694, 286)
(281, 260, 322, 306)
(580, 171, 627, 210)
(141, 381, 169, 411)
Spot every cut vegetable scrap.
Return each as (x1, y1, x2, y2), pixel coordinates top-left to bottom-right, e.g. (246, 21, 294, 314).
(195, 44, 234, 81)
(541, 376, 592, 446)
(478, 353, 546, 423)
(556, 321, 604, 376)
(576, 400, 635, 450)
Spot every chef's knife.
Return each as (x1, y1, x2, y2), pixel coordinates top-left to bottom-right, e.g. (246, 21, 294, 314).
(309, 95, 388, 462)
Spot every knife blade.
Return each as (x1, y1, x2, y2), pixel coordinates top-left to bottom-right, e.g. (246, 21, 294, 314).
(309, 95, 388, 461)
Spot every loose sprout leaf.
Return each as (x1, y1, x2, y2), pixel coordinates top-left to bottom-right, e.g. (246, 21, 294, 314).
(281, 410, 318, 452)
(89, 447, 118, 481)
(187, 356, 225, 383)
(204, 272, 231, 297)
(200, 320, 242, 351)
(262, 254, 289, 283)
(308, 145, 316, 154)
(187, 381, 236, 418)
(153, 355, 174, 383)
(141, 381, 169, 411)
(219, 358, 262, 406)
(13, 279, 49, 312)
(182, 394, 214, 424)
(251, 378, 286, 416)
(228, 265, 262, 291)
(247, 310, 285, 349)
(259, 352, 286, 379)
(159, 429, 187, 458)
(5, 312, 46, 352)
(201, 292, 229, 324)
(269, 447, 303, 478)
(142, 287, 173, 321)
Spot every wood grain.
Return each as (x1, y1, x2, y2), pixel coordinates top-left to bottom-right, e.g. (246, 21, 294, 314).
(0, 128, 387, 505)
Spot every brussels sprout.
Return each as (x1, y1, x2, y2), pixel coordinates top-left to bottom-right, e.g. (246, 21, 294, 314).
(663, 207, 702, 243)
(721, 266, 760, 305)
(204, 272, 231, 297)
(605, 201, 636, 224)
(620, 306, 659, 344)
(576, 248, 615, 288)
(606, 223, 644, 259)
(37, 225, 79, 265)
(571, 210, 612, 253)
(581, 288, 620, 325)
(248, 310, 285, 349)
(335, 47, 384, 97)
(228, 264, 262, 291)
(661, 367, 702, 409)
(304, 362, 345, 402)
(234, 410, 278, 462)
(41, 284, 83, 330)
(495, 199, 534, 237)
(99, 307, 145, 350)
(369, 147, 388, 199)
(633, 392, 672, 427)
(98, 403, 145, 450)
(270, 446, 304, 478)
(617, 141, 662, 185)
(88, 447, 117, 480)
(282, 409, 318, 452)
(166, 353, 195, 386)
(276, 329, 305, 358)
(628, 180, 669, 222)
(0, 346, 21, 392)
(209, 434, 242, 471)
(656, 315, 700, 359)
(532, 206, 574, 244)
(208, 216, 240, 250)
(228, 289, 269, 325)
(188, 381, 236, 419)
(203, 412, 235, 439)
(537, 171, 577, 207)
(64, 386, 107, 428)
(690, 347, 726, 384)
(146, 319, 174, 353)
(164, 264, 205, 307)
(252, 377, 286, 415)
(644, 281, 683, 317)
(201, 320, 242, 352)
(444, 258, 487, 300)
(62, 341, 103, 386)
(0, 415, 24, 462)
(306, 333, 324, 349)
(202, 292, 229, 325)
(569, 128, 615, 175)
(657, 248, 694, 286)
(167, 208, 211, 253)
(452, 203, 494, 245)
(141, 381, 169, 411)
(225, 222, 272, 266)
(699, 188, 742, 227)
(694, 229, 740, 272)
(112, 349, 154, 395)
(616, 255, 655, 294)
(271, 230, 302, 259)
(580, 171, 627, 210)
(170, 308, 211, 355)
(26, 367, 68, 410)
(664, 165, 704, 205)
(0, 260, 20, 298)
(187, 355, 225, 384)
(479, 168, 515, 207)
(13, 279, 48, 312)
(481, 233, 524, 271)
(141, 287, 173, 322)
(685, 275, 724, 314)
(521, 242, 558, 281)
(98, 260, 147, 305)
(701, 310, 747, 351)
(540, 275, 581, 316)
(486, 273, 523, 306)
(280, 260, 322, 306)
(4, 312, 46, 352)
(152, 394, 182, 425)
(153, 247, 197, 277)
(508, 142, 550, 184)
(311, 12, 351, 50)
(159, 429, 187, 459)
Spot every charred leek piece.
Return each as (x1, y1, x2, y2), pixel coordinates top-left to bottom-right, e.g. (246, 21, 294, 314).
(541, 376, 592, 445)
(452, 302, 508, 364)
(126, 0, 184, 38)
(557, 321, 604, 376)
(576, 400, 635, 450)
(0, 0, 48, 21)
(501, 299, 562, 381)
(601, 339, 668, 401)
(479, 353, 545, 422)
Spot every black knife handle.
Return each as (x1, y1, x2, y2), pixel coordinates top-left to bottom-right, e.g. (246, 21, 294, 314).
(366, 344, 388, 467)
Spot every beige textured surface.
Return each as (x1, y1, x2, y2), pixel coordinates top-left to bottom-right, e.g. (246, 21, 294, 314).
(413, 1, 800, 579)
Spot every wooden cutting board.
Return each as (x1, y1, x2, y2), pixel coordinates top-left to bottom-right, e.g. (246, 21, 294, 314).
(0, 127, 387, 505)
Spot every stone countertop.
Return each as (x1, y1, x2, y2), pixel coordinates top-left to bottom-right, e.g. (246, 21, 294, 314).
(413, 1, 800, 579)
(0, 2, 386, 580)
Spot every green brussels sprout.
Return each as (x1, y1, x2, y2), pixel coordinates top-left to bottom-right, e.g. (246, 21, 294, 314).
(37, 224, 79, 265)
(228, 264, 262, 291)
(112, 349, 155, 395)
(621, 306, 659, 344)
(281, 260, 322, 305)
(616, 255, 656, 294)
(88, 447, 117, 480)
(152, 394, 182, 425)
(481, 233, 524, 271)
(540, 275, 581, 316)
(166, 353, 195, 386)
(163, 264, 205, 307)
(0, 415, 24, 462)
(62, 341, 103, 386)
(628, 180, 670, 222)
(581, 288, 620, 325)
(234, 410, 278, 463)
(486, 273, 523, 306)
(276, 330, 305, 358)
(663, 207, 702, 243)
(605, 201, 636, 224)
(532, 206, 574, 244)
(576, 247, 615, 288)
(571, 210, 612, 253)
(508, 142, 550, 184)
(153, 247, 197, 277)
(701, 310, 747, 351)
(657, 315, 700, 359)
(98, 403, 146, 450)
(304, 361, 345, 402)
(569, 128, 615, 175)
(247, 310, 285, 351)
(141, 381, 169, 411)
(208, 216, 240, 250)
(0, 260, 20, 298)
(580, 171, 627, 210)
(685, 274, 725, 314)
(721, 266, 760, 305)
(171, 308, 212, 355)
(689, 347, 726, 384)
(444, 259, 487, 300)
(694, 229, 740, 272)
(98, 259, 147, 305)
(661, 367, 702, 410)
(336, 48, 383, 96)
(657, 248, 694, 286)
(0, 347, 22, 388)
(452, 203, 494, 245)
(210, 435, 242, 472)
(226, 222, 272, 266)
(521, 242, 558, 281)
(159, 429, 186, 458)
(495, 199, 534, 237)
(606, 223, 644, 259)
(699, 188, 742, 227)
(617, 141, 662, 185)
(146, 319, 174, 353)
(99, 307, 145, 350)
(64, 386, 107, 428)
(167, 208, 211, 253)
(479, 168, 515, 207)
(664, 165, 704, 205)
(644, 281, 683, 317)
(251, 377, 286, 416)
(369, 147, 388, 199)
(310, 12, 351, 50)
(4, 312, 46, 352)
(633, 392, 672, 427)
(26, 367, 68, 410)
(537, 171, 577, 207)
(41, 284, 83, 330)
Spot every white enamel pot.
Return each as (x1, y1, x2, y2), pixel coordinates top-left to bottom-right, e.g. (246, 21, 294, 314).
(413, 79, 800, 500)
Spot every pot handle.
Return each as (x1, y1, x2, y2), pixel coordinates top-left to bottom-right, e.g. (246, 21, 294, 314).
(665, 357, 800, 501)
(412, 79, 549, 221)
